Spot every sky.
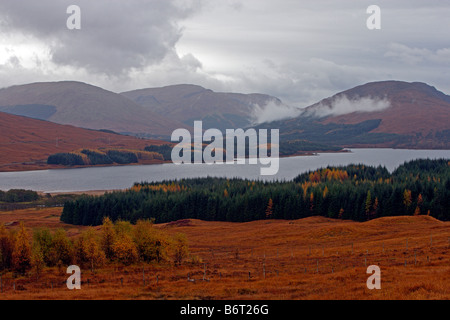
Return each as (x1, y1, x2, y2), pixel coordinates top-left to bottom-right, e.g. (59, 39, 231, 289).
(0, 0, 449, 106)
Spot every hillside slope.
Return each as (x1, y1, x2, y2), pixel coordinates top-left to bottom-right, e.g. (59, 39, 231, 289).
(0, 112, 166, 171)
(0, 210, 448, 300)
(260, 81, 450, 148)
(314, 81, 450, 136)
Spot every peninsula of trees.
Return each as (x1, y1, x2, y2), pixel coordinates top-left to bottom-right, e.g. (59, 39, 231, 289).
(61, 159, 450, 225)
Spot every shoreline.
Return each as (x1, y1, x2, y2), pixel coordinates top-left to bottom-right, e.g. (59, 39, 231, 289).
(38, 189, 121, 196)
(0, 158, 171, 173)
(0, 150, 350, 173)
(3, 145, 450, 173)
(1, 148, 449, 194)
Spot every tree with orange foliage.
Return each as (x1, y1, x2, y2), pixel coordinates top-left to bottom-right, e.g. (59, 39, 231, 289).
(12, 222, 32, 275)
(322, 186, 329, 198)
(417, 194, 423, 205)
(265, 198, 273, 218)
(113, 236, 137, 266)
(414, 193, 423, 216)
(309, 171, 321, 183)
(338, 208, 345, 219)
(309, 192, 314, 212)
(300, 182, 310, 200)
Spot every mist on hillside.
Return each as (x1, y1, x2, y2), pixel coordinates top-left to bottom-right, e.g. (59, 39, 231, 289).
(304, 94, 391, 118)
(250, 100, 303, 124)
(250, 93, 391, 125)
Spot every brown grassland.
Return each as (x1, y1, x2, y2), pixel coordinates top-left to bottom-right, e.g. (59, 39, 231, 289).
(0, 112, 169, 172)
(0, 207, 449, 300)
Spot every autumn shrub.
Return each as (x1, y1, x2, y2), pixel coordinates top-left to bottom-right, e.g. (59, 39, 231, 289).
(1, 218, 190, 272)
(172, 233, 190, 266)
(133, 219, 170, 263)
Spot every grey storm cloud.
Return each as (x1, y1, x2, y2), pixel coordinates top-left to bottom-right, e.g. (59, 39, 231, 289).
(0, 0, 449, 111)
(0, 0, 202, 74)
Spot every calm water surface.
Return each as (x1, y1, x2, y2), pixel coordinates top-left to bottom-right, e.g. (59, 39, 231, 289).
(0, 148, 449, 193)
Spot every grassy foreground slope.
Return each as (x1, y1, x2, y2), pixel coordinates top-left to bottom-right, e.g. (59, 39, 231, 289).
(0, 208, 449, 299)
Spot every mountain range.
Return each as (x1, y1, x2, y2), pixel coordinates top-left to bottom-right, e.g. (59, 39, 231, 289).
(0, 81, 186, 138)
(0, 79, 449, 171)
(121, 84, 285, 131)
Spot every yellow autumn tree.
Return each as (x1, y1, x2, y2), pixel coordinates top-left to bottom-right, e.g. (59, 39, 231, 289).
(52, 228, 73, 266)
(77, 228, 105, 271)
(403, 189, 412, 208)
(112, 234, 138, 266)
(100, 217, 116, 260)
(12, 222, 32, 275)
(322, 186, 329, 198)
(133, 219, 169, 263)
(113, 221, 137, 265)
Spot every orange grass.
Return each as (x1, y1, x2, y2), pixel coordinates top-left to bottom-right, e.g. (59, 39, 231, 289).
(0, 208, 449, 300)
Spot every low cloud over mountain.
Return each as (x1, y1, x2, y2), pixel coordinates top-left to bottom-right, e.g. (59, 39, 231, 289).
(304, 95, 391, 118)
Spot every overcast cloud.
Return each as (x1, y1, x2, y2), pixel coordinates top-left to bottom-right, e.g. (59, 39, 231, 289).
(0, 0, 449, 107)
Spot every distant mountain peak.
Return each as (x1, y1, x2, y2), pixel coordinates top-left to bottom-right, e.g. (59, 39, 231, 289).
(281, 80, 450, 146)
(122, 84, 286, 130)
(336, 80, 450, 101)
(302, 80, 450, 117)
